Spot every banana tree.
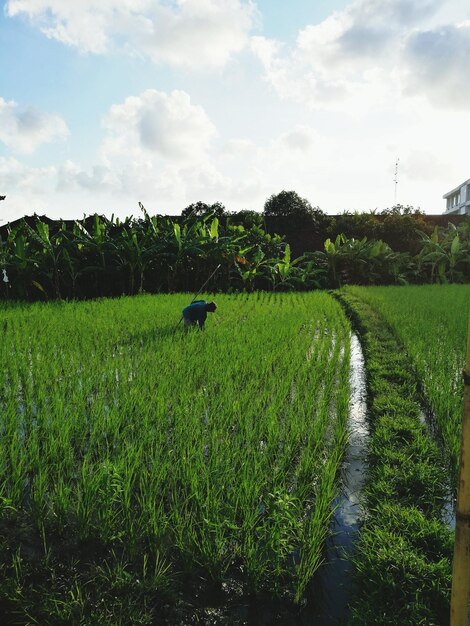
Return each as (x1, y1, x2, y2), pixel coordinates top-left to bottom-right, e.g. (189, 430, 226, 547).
(442, 225, 470, 282)
(72, 214, 119, 297)
(24, 218, 65, 299)
(295, 254, 327, 290)
(324, 234, 392, 286)
(416, 225, 469, 283)
(0, 233, 11, 299)
(267, 245, 303, 291)
(323, 234, 348, 287)
(323, 234, 411, 286)
(234, 246, 269, 291)
(164, 218, 208, 291)
(115, 217, 166, 295)
(58, 222, 92, 299)
(5, 225, 43, 299)
(371, 242, 412, 285)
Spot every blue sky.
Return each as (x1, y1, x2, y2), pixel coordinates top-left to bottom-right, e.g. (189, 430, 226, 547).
(1, 0, 469, 222)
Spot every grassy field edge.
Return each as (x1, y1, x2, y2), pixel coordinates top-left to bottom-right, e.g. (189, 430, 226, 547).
(335, 289, 453, 626)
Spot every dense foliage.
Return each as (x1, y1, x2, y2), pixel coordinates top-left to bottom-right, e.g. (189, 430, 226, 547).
(1, 203, 469, 301)
(0, 208, 319, 300)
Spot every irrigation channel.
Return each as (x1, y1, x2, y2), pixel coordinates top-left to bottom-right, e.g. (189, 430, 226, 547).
(312, 333, 368, 625)
(312, 332, 456, 625)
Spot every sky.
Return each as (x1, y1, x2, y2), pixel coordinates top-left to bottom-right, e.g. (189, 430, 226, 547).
(1, 0, 470, 223)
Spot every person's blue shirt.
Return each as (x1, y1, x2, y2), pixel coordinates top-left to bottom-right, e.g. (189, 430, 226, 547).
(182, 300, 209, 327)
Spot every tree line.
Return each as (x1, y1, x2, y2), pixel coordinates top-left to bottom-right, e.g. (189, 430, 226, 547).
(1, 191, 469, 301)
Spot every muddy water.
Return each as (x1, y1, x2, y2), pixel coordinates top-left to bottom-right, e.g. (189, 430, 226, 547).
(312, 333, 369, 625)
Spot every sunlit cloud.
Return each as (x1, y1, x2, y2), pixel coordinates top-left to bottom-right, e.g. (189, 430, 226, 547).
(403, 22, 470, 109)
(251, 0, 465, 112)
(0, 98, 68, 154)
(5, 0, 258, 68)
(2, 0, 469, 219)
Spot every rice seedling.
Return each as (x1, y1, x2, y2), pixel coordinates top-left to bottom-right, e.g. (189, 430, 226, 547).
(338, 289, 454, 626)
(346, 284, 470, 485)
(0, 291, 351, 624)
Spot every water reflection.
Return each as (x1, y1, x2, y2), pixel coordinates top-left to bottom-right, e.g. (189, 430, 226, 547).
(313, 333, 369, 625)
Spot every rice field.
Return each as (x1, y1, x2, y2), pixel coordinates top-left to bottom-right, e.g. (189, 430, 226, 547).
(338, 288, 456, 626)
(0, 292, 351, 622)
(346, 284, 470, 483)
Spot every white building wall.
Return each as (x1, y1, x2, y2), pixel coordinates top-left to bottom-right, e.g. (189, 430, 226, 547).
(443, 179, 470, 215)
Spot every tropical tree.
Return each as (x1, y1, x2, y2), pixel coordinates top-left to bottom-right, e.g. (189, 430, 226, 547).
(228, 210, 264, 229)
(263, 191, 315, 219)
(181, 201, 226, 221)
(416, 224, 470, 283)
(23, 219, 66, 299)
(1, 208, 467, 302)
(3, 222, 44, 299)
(323, 234, 411, 287)
(264, 245, 301, 291)
(263, 191, 329, 258)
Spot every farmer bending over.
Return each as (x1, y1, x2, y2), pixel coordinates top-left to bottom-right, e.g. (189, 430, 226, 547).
(182, 300, 217, 330)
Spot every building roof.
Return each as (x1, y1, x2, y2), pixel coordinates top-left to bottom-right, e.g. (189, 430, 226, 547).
(443, 178, 470, 199)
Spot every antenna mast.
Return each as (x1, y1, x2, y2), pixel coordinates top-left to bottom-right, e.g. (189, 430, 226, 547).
(394, 158, 399, 206)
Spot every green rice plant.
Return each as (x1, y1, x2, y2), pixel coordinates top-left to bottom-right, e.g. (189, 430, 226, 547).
(0, 291, 351, 623)
(338, 289, 454, 626)
(346, 284, 470, 485)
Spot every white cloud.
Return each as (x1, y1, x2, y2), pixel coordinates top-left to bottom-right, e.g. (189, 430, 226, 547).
(1, 103, 466, 221)
(137, 0, 258, 69)
(0, 156, 56, 190)
(53, 89, 222, 209)
(277, 126, 316, 152)
(220, 138, 254, 158)
(245, 0, 470, 215)
(295, 0, 442, 62)
(0, 157, 58, 222)
(0, 97, 68, 154)
(1, 115, 322, 219)
(0, 88, 223, 218)
(101, 89, 217, 164)
(403, 23, 470, 109)
(5, 0, 150, 54)
(57, 160, 121, 192)
(5, 0, 257, 68)
(251, 0, 469, 112)
(400, 150, 451, 182)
